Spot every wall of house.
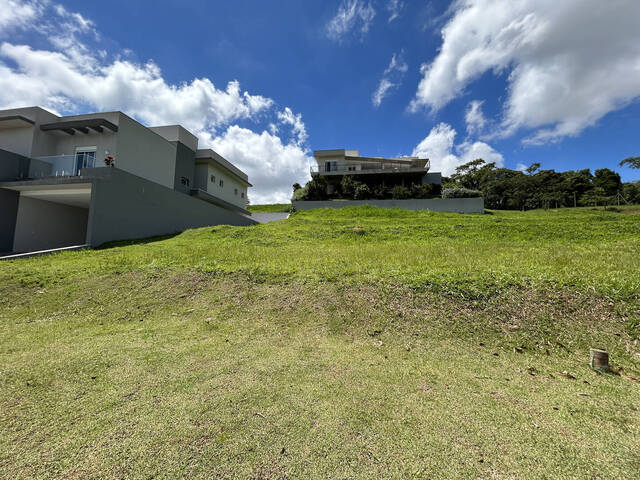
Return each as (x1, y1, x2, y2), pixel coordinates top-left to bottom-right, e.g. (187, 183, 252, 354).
(193, 163, 208, 191)
(202, 163, 248, 209)
(173, 142, 196, 194)
(87, 167, 255, 247)
(12, 196, 88, 253)
(109, 114, 177, 189)
(0, 107, 59, 157)
(292, 197, 484, 214)
(0, 188, 19, 253)
(0, 125, 36, 158)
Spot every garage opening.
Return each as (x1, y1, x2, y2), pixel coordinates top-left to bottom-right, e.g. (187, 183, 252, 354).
(9, 184, 91, 254)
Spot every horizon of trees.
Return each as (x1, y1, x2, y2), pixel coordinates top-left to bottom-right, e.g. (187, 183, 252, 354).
(445, 159, 640, 210)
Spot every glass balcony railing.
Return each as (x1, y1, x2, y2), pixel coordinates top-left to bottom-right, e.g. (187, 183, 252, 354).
(29, 153, 96, 178)
(311, 159, 430, 174)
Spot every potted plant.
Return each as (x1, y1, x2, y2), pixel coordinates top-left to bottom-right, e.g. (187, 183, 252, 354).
(104, 155, 115, 167)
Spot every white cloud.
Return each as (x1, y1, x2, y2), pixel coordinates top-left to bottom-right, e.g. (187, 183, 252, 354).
(372, 79, 395, 108)
(326, 0, 376, 42)
(372, 51, 408, 107)
(210, 126, 312, 204)
(0, 1, 311, 203)
(0, 43, 274, 132)
(277, 107, 308, 146)
(410, 0, 640, 143)
(516, 163, 527, 172)
(386, 0, 403, 23)
(0, 0, 41, 30)
(464, 100, 486, 135)
(412, 123, 503, 176)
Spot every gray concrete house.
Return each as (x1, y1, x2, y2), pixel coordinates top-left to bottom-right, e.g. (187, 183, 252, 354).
(0, 106, 256, 255)
(312, 149, 442, 195)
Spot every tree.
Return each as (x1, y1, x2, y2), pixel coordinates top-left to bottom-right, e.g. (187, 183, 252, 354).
(619, 156, 640, 169)
(526, 162, 541, 175)
(593, 168, 622, 197)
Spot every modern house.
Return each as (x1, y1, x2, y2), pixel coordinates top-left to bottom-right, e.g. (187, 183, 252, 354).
(0, 106, 256, 255)
(311, 149, 441, 194)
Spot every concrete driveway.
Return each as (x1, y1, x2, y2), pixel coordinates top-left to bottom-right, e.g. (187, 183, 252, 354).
(250, 212, 290, 224)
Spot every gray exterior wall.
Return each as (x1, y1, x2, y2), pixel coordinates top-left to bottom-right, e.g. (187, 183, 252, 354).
(12, 197, 88, 253)
(0, 188, 19, 253)
(173, 142, 196, 194)
(293, 197, 484, 214)
(0, 107, 59, 157)
(87, 168, 256, 247)
(113, 114, 177, 189)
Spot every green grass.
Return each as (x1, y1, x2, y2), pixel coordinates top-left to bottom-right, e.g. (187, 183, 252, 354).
(1, 206, 639, 478)
(248, 203, 292, 212)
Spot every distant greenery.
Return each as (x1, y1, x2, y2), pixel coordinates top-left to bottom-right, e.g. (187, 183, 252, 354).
(1, 207, 639, 477)
(294, 175, 441, 201)
(247, 203, 291, 213)
(442, 187, 483, 199)
(447, 158, 640, 209)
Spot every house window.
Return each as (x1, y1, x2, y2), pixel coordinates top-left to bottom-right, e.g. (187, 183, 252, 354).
(234, 188, 238, 195)
(219, 179, 224, 187)
(210, 174, 215, 183)
(241, 192, 244, 198)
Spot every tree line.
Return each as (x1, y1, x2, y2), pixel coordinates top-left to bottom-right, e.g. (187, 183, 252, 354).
(445, 157, 640, 210)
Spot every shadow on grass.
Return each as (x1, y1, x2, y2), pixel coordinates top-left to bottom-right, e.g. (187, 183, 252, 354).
(96, 232, 183, 250)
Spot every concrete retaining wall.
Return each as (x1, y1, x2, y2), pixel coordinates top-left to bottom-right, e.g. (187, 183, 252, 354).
(87, 167, 256, 247)
(293, 197, 484, 214)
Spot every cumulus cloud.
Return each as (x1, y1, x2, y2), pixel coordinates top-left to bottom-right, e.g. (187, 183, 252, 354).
(464, 100, 486, 136)
(210, 126, 312, 204)
(326, 0, 376, 42)
(0, 1, 311, 203)
(386, 0, 403, 23)
(412, 123, 503, 176)
(411, 0, 640, 143)
(372, 51, 408, 107)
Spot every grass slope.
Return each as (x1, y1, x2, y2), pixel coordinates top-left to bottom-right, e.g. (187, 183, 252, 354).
(1, 207, 639, 479)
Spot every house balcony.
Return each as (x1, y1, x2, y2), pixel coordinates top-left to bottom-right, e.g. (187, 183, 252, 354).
(28, 153, 96, 179)
(311, 160, 430, 176)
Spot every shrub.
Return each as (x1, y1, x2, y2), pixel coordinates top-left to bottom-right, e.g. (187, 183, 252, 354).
(340, 176, 357, 198)
(292, 185, 309, 201)
(306, 176, 329, 200)
(353, 183, 371, 200)
(391, 185, 411, 199)
(372, 184, 388, 199)
(441, 187, 483, 199)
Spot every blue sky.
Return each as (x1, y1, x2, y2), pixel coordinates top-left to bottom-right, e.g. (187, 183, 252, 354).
(1, 0, 639, 202)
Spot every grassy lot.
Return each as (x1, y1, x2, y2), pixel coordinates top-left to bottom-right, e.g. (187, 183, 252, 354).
(248, 203, 292, 213)
(1, 206, 639, 478)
